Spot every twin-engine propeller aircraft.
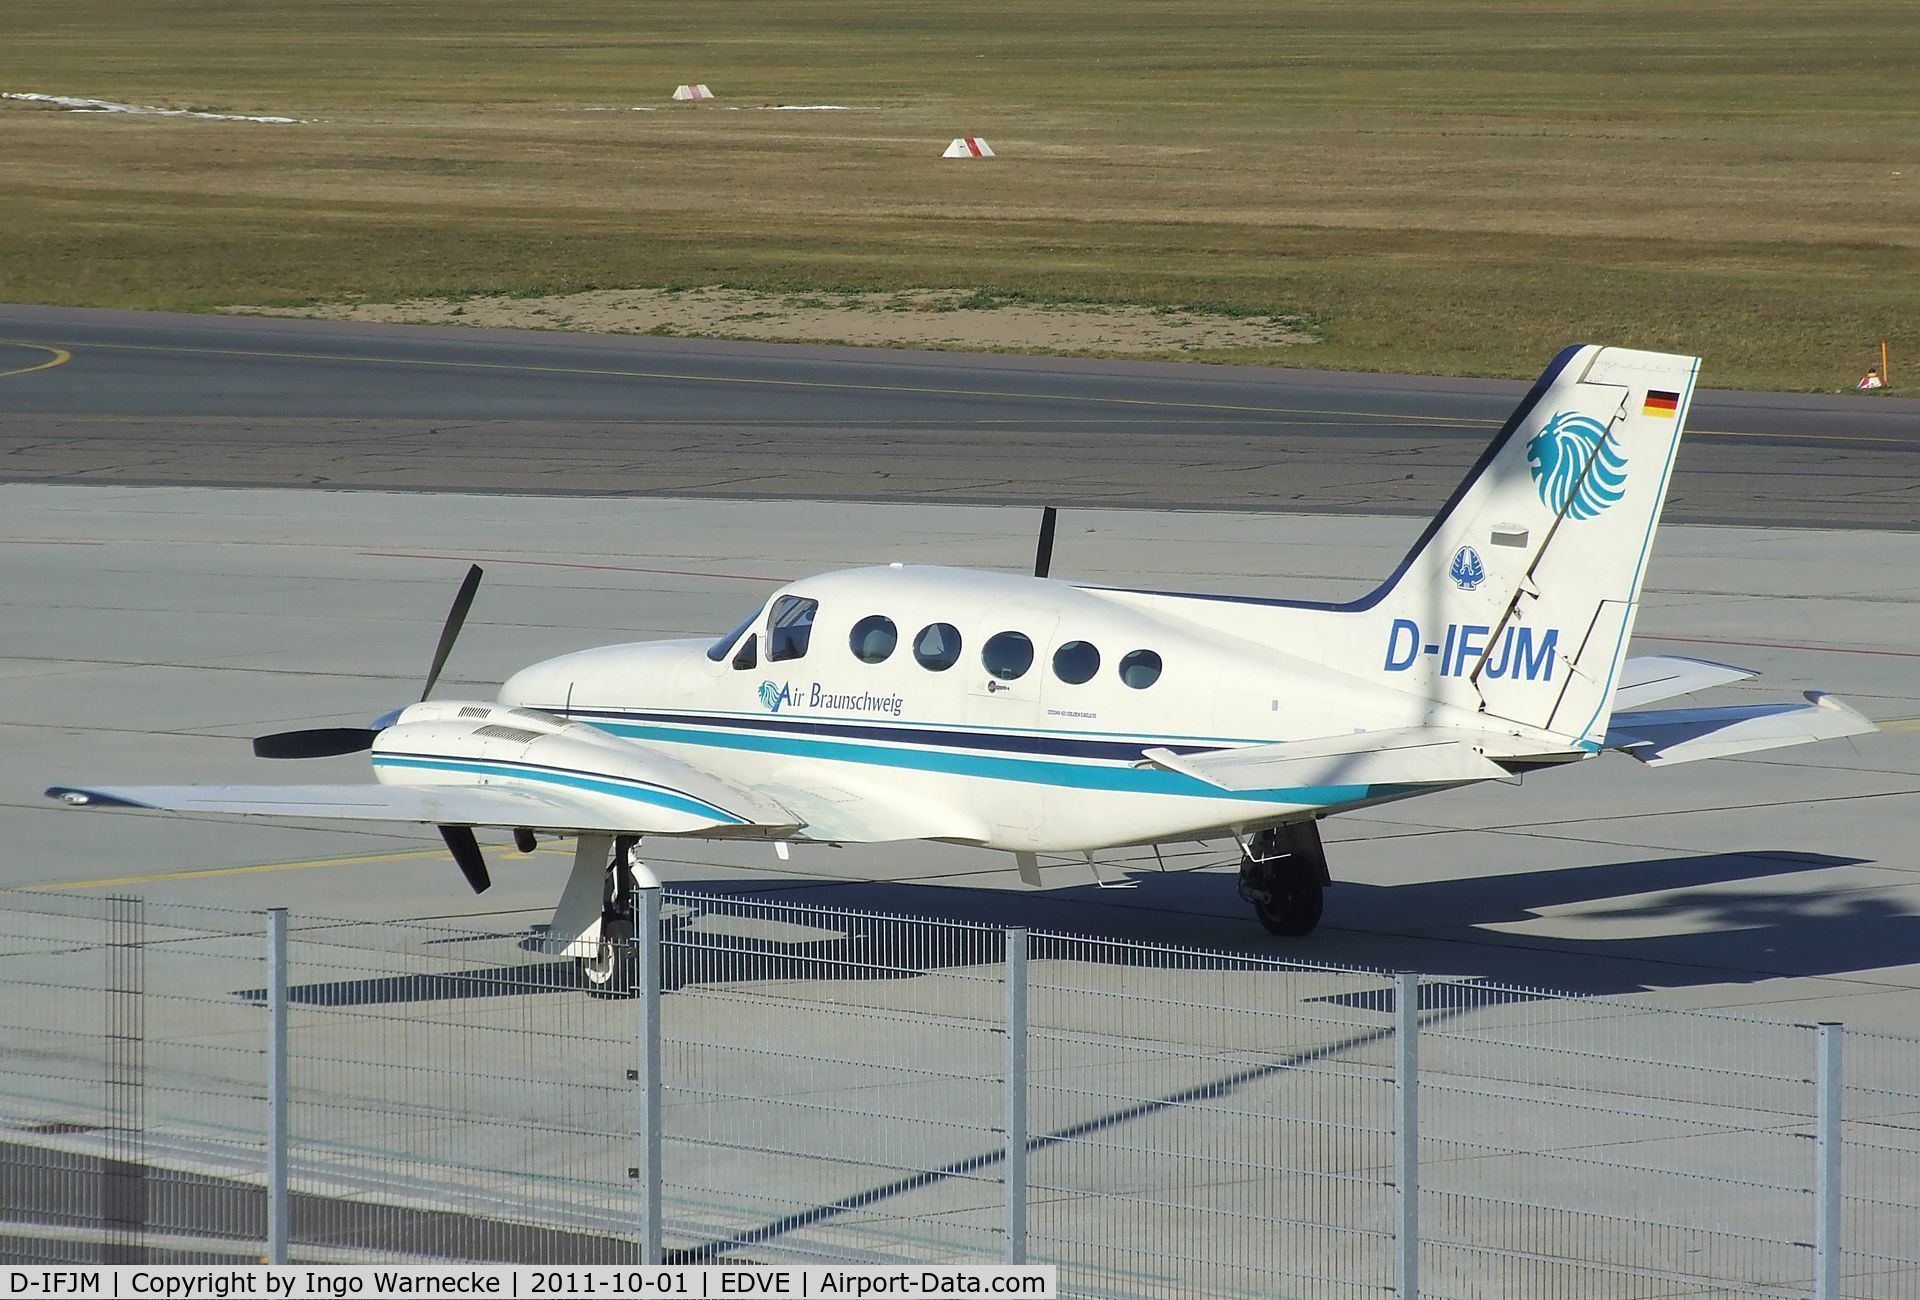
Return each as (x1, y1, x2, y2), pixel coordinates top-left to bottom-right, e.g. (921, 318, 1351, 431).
(49, 345, 1876, 986)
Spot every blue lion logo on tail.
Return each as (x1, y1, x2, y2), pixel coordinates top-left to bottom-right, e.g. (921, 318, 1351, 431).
(1527, 411, 1628, 520)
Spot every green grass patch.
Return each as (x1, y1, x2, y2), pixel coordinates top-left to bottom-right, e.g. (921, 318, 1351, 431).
(1, 0, 1916, 388)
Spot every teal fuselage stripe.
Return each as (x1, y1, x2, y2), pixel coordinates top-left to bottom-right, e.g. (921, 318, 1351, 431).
(593, 717, 1388, 807)
(371, 754, 745, 824)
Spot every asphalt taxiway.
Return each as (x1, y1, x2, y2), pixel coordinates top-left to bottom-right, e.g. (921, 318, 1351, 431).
(3, 306, 1918, 527)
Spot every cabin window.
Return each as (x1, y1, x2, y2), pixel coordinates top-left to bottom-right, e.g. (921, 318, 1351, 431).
(731, 633, 758, 670)
(1118, 648, 1162, 689)
(982, 631, 1035, 682)
(767, 596, 818, 662)
(849, 615, 898, 664)
(706, 607, 763, 663)
(1052, 640, 1100, 685)
(913, 622, 962, 671)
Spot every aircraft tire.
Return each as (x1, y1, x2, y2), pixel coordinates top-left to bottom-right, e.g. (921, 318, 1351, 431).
(578, 913, 636, 997)
(1250, 863, 1324, 937)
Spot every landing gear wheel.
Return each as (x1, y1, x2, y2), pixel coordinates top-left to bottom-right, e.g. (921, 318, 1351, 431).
(1237, 822, 1331, 938)
(1250, 864, 1324, 937)
(577, 912, 635, 996)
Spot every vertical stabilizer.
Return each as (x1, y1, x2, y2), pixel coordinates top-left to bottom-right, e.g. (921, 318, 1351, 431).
(1356, 344, 1699, 746)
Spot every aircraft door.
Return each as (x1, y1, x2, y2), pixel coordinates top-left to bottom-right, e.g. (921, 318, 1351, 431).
(964, 615, 1053, 846)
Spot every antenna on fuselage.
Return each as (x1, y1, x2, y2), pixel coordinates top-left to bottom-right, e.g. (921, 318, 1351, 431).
(1033, 505, 1058, 579)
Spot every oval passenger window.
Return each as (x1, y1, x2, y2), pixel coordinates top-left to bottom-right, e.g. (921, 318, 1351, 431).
(913, 622, 963, 671)
(1052, 640, 1100, 685)
(982, 631, 1035, 681)
(1118, 649, 1162, 689)
(849, 614, 898, 665)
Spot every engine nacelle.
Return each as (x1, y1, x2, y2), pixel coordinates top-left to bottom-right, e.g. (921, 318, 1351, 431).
(369, 700, 790, 835)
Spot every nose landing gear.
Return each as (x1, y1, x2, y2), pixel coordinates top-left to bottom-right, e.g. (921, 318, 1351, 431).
(1237, 821, 1330, 937)
(578, 835, 641, 996)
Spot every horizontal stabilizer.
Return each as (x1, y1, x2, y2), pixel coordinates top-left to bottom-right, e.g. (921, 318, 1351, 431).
(1142, 727, 1519, 793)
(1606, 692, 1877, 766)
(1613, 655, 1758, 709)
(45, 782, 798, 837)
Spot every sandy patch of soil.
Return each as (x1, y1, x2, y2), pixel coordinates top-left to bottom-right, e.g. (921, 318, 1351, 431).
(232, 287, 1315, 355)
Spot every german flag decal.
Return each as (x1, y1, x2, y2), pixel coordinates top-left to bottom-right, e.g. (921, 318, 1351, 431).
(1642, 389, 1680, 418)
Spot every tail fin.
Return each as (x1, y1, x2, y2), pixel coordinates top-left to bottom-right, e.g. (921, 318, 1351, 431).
(1353, 344, 1699, 746)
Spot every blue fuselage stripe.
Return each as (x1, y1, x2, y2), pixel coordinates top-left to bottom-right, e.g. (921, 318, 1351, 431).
(372, 753, 746, 824)
(561, 705, 1228, 762)
(566, 712, 1394, 807)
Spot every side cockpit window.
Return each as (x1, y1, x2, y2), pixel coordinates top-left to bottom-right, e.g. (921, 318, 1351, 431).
(767, 595, 819, 663)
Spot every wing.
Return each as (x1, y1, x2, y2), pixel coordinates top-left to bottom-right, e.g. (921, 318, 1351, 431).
(1613, 655, 1758, 708)
(1606, 692, 1877, 766)
(1142, 726, 1522, 792)
(45, 780, 798, 837)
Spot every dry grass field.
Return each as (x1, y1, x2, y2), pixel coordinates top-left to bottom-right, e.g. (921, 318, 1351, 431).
(2, 1, 1916, 387)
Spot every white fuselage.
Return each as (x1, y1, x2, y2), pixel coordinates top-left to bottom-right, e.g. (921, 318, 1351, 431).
(487, 565, 1516, 852)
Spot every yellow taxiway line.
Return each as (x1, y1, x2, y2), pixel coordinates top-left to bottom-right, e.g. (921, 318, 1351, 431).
(0, 341, 72, 379)
(14, 844, 507, 892)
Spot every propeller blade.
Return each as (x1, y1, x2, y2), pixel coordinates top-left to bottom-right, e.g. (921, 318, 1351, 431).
(420, 564, 484, 702)
(438, 825, 492, 894)
(252, 727, 379, 760)
(1033, 506, 1057, 579)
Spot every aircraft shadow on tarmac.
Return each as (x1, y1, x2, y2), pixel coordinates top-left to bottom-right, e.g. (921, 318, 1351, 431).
(235, 846, 1888, 1009)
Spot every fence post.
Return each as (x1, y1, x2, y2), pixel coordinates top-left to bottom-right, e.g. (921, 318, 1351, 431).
(266, 908, 289, 1265)
(1395, 971, 1420, 1300)
(636, 887, 664, 1266)
(1815, 1022, 1843, 1300)
(1005, 927, 1029, 1265)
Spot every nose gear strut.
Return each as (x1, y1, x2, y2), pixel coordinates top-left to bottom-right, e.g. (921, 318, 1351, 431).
(578, 835, 642, 995)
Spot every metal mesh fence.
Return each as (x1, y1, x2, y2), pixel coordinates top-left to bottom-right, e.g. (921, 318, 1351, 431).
(1843, 1031, 1920, 1300)
(0, 892, 269, 1264)
(273, 915, 644, 1262)
(659, 896, 1007, 1265)
(1023, 935, 1398, 1299)
(0, 886, 1916, 1298)
(1417, 978, 1817, 1299)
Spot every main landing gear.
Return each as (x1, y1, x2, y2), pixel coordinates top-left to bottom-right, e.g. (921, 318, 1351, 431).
(1237, 821, 1331, 937)
(577, 835, 641, 996)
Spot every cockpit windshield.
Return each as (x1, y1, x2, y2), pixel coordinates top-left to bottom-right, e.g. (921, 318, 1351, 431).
(706, 606, 764, 662)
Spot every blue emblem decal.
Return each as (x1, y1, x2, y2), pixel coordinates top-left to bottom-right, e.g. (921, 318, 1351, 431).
(757, 680, 791, 713)
(1449, 544, 1486, 591)
(1527, 411, 1629, 521)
